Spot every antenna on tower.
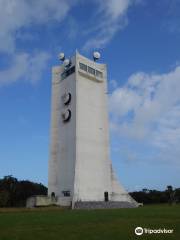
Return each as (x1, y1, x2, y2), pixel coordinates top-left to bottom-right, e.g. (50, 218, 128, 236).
(58, 52, 71, 69)
(63, 58, 71, 68)
(58, 52, 65, 61)
(93, 51, 101, 62)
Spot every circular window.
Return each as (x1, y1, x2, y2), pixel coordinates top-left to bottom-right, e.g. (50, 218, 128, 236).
(61, 109, 71, 122)
(62, 93, 71, 105)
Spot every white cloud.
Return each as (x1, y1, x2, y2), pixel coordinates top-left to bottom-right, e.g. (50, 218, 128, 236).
(98, 0, 132, 19)
(0, 0, 77, 85)
(83, 0, 140, 50)
(0, 0, 76, 53)
(109, 65, 180, 164)
(0, 52, 50, 86)
(109, 79, 118, 90)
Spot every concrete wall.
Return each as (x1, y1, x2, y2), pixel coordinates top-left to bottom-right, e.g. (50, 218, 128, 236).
(48, 66, 61, 195)
(26, 196, 71, 207)
(48, 57, 76, 198)
(26, 196, 53, 207)
(73, 53, 112, 201)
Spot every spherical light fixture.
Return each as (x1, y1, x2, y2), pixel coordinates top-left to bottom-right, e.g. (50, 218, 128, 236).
(93, 51, 101, 61)
(63, 58, 71, 68)
(58, 52, 65, 61)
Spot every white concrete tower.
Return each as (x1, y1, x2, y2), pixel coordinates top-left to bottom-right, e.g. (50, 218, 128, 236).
(48, 51, 138, 208)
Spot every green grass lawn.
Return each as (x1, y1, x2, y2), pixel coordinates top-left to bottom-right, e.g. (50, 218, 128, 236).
(0, 204, 179, 240)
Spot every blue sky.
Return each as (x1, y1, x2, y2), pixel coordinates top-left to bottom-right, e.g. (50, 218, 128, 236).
(0, 0, 180, 191)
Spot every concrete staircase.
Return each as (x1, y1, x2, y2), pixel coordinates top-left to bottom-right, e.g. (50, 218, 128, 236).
(74, 201, 138, 209)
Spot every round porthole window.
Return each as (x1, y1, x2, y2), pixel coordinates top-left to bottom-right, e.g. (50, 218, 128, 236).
(62, 93, 71, 105)
(61, 109, 71, 122)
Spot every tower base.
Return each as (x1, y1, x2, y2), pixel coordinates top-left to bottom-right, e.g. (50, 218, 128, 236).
(26, 196, 139, 209)
(73, 201, 138, 209)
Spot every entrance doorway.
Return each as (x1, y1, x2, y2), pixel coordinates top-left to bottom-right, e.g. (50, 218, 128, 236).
(104, 191, 109, 202)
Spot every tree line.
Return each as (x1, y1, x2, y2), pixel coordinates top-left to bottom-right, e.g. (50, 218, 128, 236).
(130, 186, 180, 204)
(0, 175, 179, 207)
(0, 175, 47, 207)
